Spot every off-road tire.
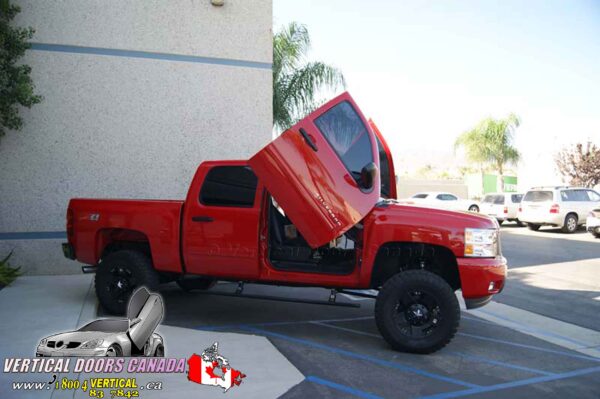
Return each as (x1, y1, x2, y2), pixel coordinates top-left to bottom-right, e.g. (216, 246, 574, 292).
(375, 270, 460, 354)
(562, 214, 578, 234)
(95, 250, 160, 315)
(176, 277, 217, 292)
(528, 223, 541, 231)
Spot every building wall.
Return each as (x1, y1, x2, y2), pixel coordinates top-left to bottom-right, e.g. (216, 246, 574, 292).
(0, 0, 273, 274)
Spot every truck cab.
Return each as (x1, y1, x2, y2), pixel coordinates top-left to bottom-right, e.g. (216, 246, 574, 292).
(64, 92, 506, 354)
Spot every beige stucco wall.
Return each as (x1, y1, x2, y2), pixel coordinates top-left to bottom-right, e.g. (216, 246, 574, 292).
(0, 0, 273, 274)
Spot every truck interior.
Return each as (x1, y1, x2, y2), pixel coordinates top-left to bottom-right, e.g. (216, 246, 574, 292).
(267, 196, 357, 274)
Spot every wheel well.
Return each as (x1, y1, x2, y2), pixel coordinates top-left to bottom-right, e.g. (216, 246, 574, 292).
(565, 212, 578, 221)
(98, 228, 152, 262)
(370, 242, 460, 290)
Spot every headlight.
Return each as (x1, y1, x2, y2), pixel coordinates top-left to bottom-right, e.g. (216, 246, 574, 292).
(38, 338, 48, 347)
(464, 228, 498, 257)
(81, 339, 103, 349)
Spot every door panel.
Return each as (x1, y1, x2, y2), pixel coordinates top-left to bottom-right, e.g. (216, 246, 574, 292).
(249, 92, 380, 248)
(182, 163, 261, 279)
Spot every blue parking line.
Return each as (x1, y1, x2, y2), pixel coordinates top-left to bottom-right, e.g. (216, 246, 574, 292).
(306, 376, 384, 399)
(416, 365, 600, 399)
(475, 308, 591, 347)
(447, 352, 555, 376)
(458, 332, 600, 363)
(311, 320, 556, 377)
(240, 325, 480, 389)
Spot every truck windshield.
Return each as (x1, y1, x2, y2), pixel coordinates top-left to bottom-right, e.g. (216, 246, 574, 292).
(78, 319, 129, 332)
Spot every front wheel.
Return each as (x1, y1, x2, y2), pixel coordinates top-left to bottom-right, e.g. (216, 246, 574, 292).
(375, 270, 459, 354)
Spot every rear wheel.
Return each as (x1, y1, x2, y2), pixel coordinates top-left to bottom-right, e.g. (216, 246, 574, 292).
(562, 214, 578, 234)
(375, 270, 459, 354)
(528, 223, 541, 231)
(95, 250, 160, 315)
(468, 205, 479, 212)
(516, 219, 525, 227)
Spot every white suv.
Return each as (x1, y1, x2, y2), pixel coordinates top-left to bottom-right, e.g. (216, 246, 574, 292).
(518, 186, 600, 233)
(480, 192, 524, 225)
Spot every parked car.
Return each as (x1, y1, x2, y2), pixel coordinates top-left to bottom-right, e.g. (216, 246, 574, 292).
(405, 192, 480, 212)
(62, 92, 506, 354)
(480, 192, 524, 225)
(518, 186, 600, 233)
(36, 287, 164, 357)
(587, 208, 600, 238)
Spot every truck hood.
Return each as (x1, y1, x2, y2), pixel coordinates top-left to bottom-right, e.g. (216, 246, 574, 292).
(376, 200, 498, 230)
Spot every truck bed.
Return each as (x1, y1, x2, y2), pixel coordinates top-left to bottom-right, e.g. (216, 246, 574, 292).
(67, 198, 184, 272)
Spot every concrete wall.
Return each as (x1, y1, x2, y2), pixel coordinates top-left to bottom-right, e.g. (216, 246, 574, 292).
(0, 0, 273, 274)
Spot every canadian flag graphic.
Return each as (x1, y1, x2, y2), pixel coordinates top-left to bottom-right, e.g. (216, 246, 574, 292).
(188, 342, 246, 392)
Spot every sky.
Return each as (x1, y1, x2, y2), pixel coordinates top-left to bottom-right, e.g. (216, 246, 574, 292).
(273, 0, 600, 190)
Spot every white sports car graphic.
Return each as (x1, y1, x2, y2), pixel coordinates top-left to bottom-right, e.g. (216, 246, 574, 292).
(36, 287, 164, 357)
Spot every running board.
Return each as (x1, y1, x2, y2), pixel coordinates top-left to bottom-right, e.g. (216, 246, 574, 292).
(191, 290, 360, 308)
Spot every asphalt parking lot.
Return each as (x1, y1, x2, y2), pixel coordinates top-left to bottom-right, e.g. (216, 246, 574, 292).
(126, 224, 600, 398)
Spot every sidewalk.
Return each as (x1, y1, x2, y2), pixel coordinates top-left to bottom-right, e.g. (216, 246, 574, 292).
(0, 276, 304, 399)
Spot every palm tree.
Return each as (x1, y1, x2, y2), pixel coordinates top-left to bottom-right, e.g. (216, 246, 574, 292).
(455, 114, 521, 192)
(273, 22, 345, 133)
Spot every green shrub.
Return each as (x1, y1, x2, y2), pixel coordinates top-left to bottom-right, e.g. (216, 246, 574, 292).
(0, 251, 22, 286)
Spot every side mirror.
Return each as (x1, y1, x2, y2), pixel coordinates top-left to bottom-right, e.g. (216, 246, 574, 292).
(360, 162, 378, 190)
(130, 317, 142, 327)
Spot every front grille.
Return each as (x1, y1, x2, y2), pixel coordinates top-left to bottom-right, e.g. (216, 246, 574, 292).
(66, 342, 80, 349)
(47, 341, 56, 348)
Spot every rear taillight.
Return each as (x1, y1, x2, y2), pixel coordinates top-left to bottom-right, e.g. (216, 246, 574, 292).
(518, 206, 522, 212)
(67, 208, 74, 237)
(503, 206, 508, 214)
(550, 204, 560, 214)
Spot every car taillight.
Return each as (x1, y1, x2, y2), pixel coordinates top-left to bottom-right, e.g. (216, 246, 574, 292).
(67, 208, 74, 237)
(550, 204, 560, 214)
(503, 206, 508, 214)
(518, 206, 522, 212)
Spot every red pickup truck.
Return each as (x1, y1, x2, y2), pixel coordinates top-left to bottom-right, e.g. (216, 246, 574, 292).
(63, 92, 506, 353)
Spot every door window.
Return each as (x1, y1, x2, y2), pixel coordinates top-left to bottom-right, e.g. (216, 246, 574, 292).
(200, 166, 258, 207)
(587, 190, 600, 201)
(561, 190, 588, 202)
(482, 195, 494, 203)
(314, 101, 374, 183)
(437, 194, 458, 201)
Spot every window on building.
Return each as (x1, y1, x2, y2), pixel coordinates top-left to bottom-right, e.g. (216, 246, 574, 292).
(200, 166, 258, 207)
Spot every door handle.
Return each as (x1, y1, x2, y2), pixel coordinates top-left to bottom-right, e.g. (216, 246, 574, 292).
(299, 128, 318, 152)
(191, 216, 214, 222)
